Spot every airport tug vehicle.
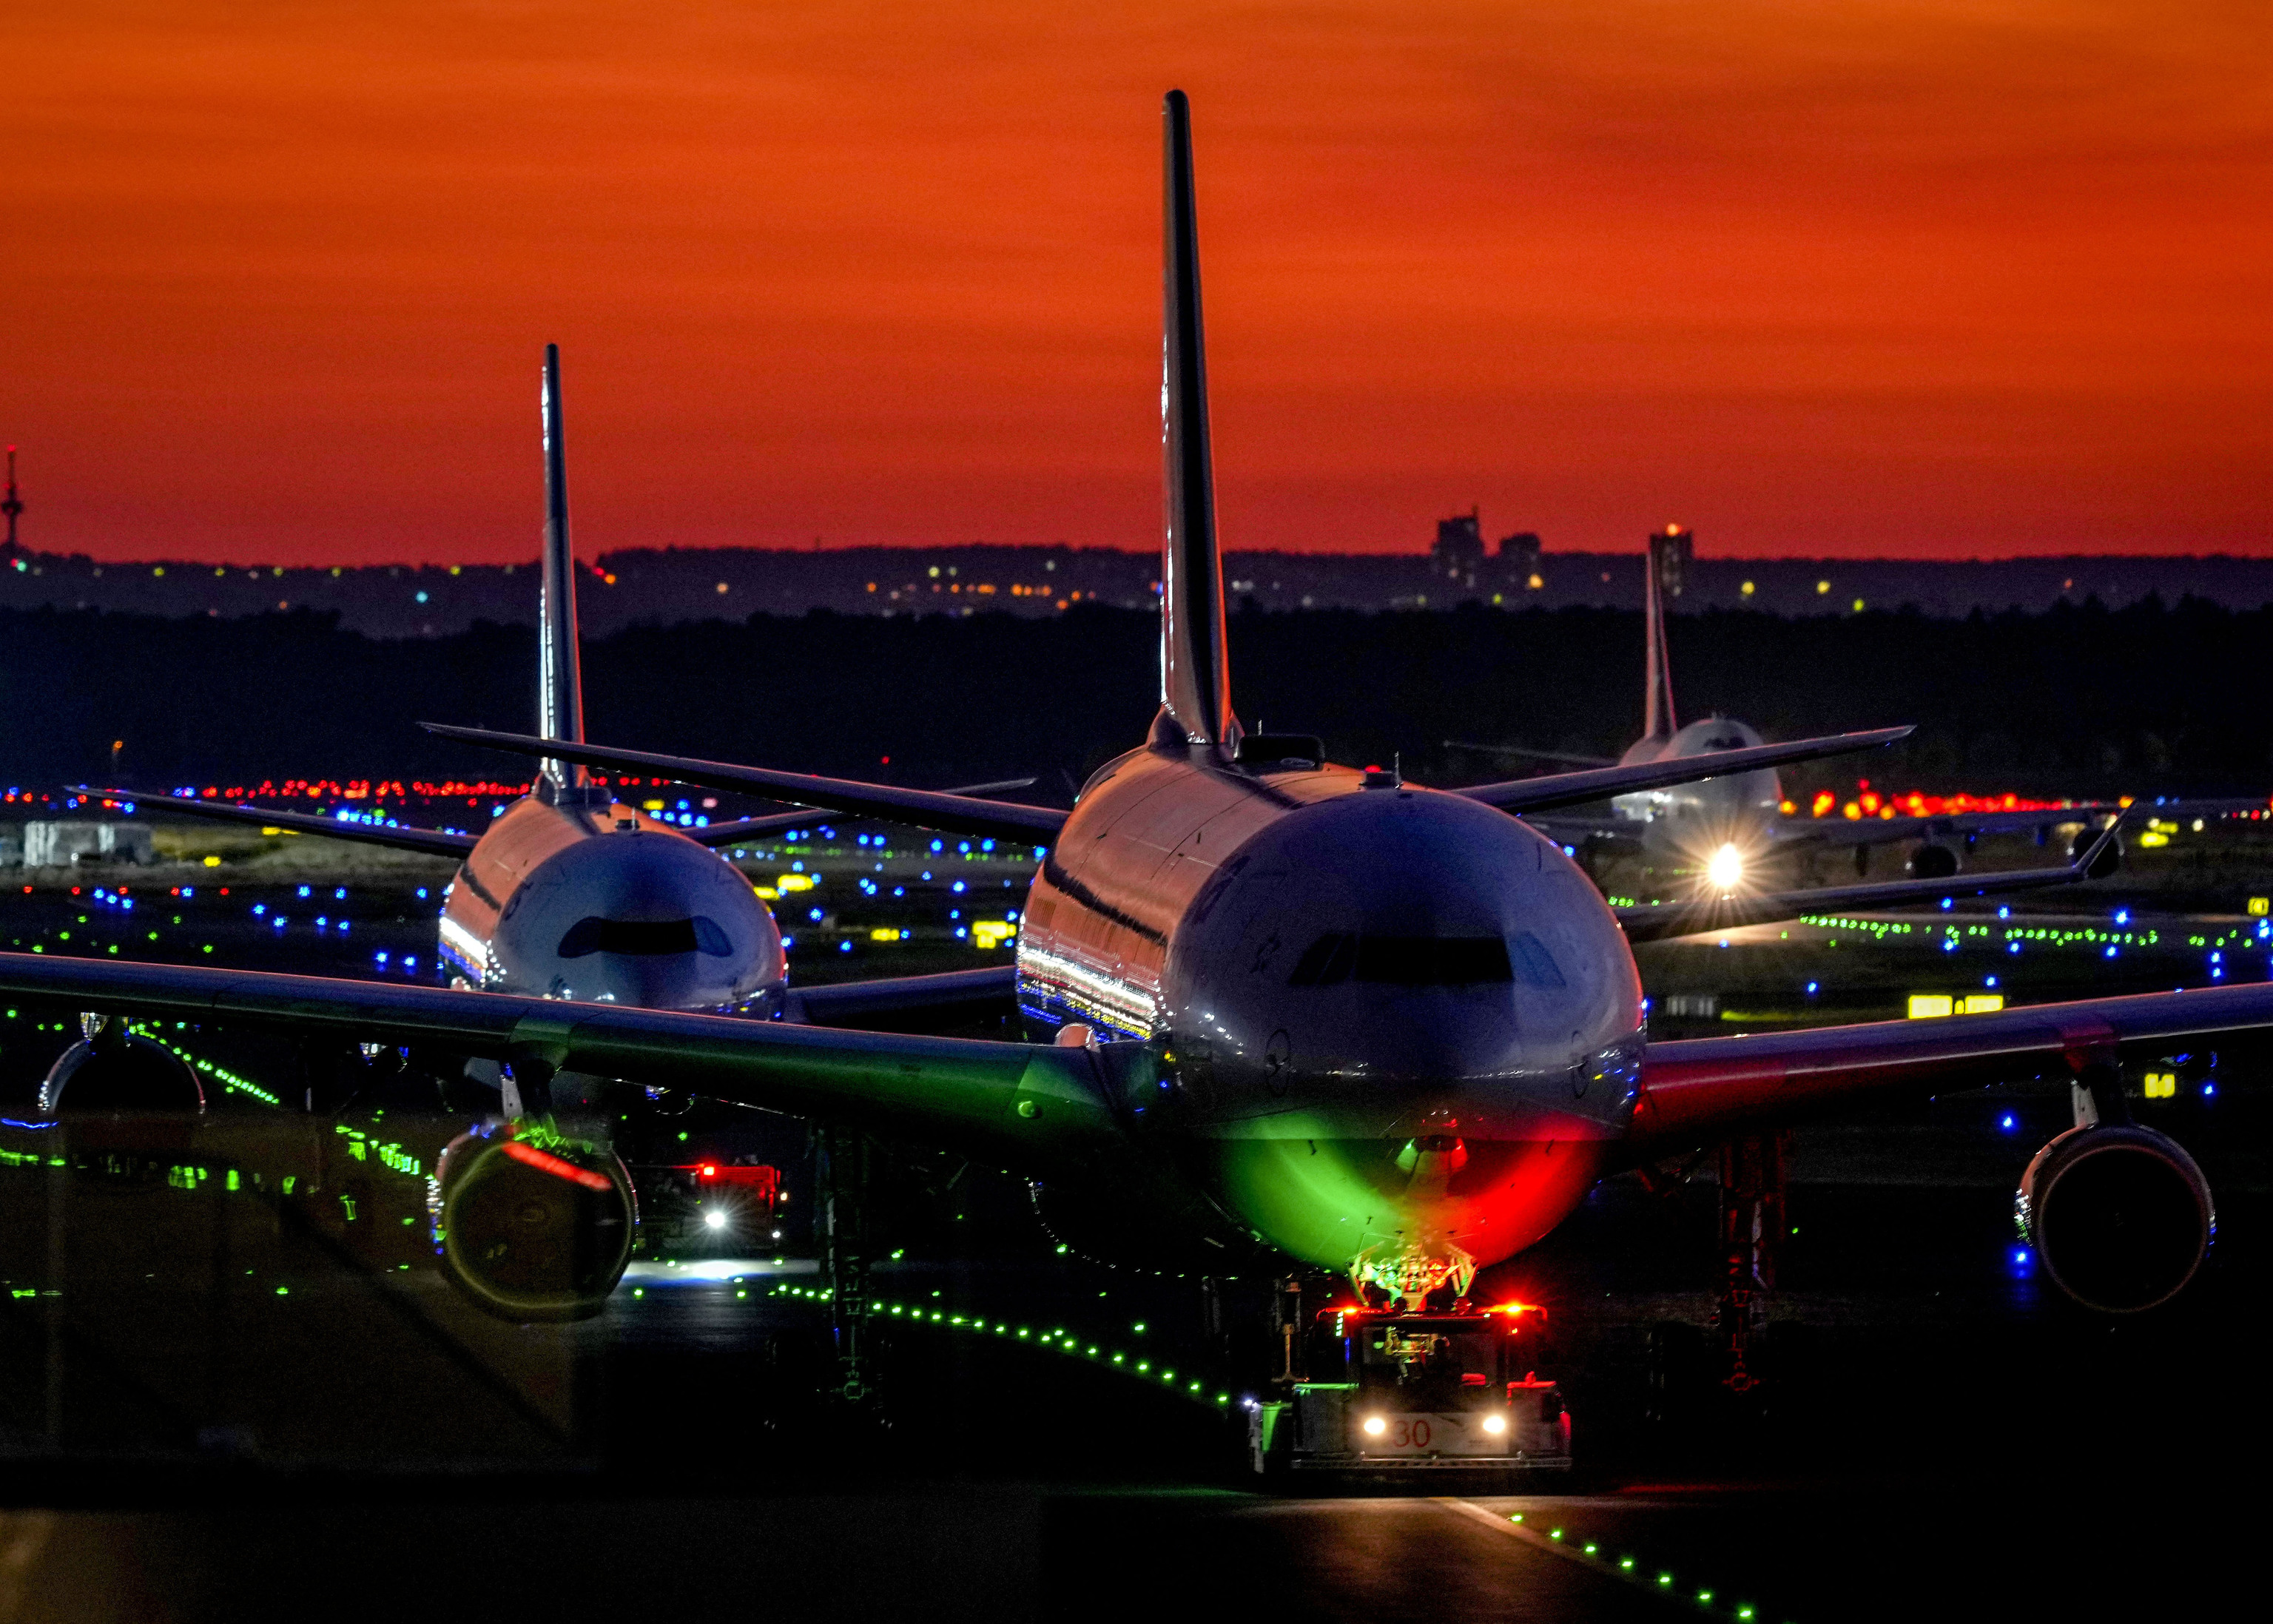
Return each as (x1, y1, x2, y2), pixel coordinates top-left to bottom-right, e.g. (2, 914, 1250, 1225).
(1250, 1296, 1570, 1481)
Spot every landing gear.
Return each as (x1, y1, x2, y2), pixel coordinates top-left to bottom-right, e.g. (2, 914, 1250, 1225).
(816, 1125, 878, 1408)
(1714, 1131, 1788, 1400)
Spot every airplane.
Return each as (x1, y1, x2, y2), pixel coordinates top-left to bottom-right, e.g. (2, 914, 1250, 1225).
(1, 94, 2246, 1361)
(76, 346, 1027, 1025)
(1452, 527, 2263, 889)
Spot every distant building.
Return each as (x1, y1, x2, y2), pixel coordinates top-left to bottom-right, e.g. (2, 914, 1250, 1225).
(1432, 510, 1486, 593)
(1497, 530, 1543, 591)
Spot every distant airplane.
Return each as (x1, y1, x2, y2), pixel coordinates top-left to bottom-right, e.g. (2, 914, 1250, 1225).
(7, 95, 2240, 1352)
(1452, 527, 2260, 889)
(80, 346, 1026, 1021)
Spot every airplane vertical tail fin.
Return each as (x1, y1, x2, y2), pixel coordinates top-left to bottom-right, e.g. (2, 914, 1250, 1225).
(538, 344, 589, 791)
(1643, 526, 1683, 741)
(1155, 90, 1240, 758)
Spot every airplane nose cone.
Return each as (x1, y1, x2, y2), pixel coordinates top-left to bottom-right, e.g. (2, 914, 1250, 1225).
(1162, 786, 1643, 1277)
(490, 832, 782, 1012)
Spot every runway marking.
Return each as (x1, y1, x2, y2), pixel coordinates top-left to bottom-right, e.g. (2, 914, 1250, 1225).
(1435, 1498, 1768, 1619)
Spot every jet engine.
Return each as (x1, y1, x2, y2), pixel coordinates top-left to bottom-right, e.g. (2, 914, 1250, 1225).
(1906, 842, 1961, 880)
(38, 1024, 206, 1113)
(435, 1123, 636, 1321)
(2017, 1123, 2212, 1313)
(2067, 826, 2124, 879)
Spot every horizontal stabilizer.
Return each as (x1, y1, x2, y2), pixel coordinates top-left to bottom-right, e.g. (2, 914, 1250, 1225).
(421, 725, 1068, 843)
(684, 778, 1040, 848)
(71, 787, 475, 860)
(1616, 820, 2121, 945)
(1458, 726, 1913, 815)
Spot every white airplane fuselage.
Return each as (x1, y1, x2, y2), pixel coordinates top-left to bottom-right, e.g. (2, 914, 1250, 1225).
(440, 792, 783, 1013)
(1015, 746, 1644, 1292)
(1608, 717, 1784, 865)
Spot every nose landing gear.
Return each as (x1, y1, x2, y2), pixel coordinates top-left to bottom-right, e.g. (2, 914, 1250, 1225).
(1715, 1131, 1788, 1399)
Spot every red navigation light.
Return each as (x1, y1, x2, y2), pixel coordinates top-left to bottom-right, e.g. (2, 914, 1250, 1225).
(700, 1162, 718, 1179)
(500, 1139, 614, 1192)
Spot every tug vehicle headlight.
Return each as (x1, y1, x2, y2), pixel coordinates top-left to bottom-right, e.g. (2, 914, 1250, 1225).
(1361, 1415, 1387, 1437)
(1481, 1412, 1508, 1435)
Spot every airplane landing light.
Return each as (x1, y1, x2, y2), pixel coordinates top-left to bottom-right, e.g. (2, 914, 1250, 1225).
(1706, 843, 1745, 892)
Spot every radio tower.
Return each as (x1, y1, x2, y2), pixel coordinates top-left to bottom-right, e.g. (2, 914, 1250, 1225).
(0, 446, 21, 562)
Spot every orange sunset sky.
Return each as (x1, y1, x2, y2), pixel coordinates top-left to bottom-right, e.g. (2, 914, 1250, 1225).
(4, 1, 2270, 564)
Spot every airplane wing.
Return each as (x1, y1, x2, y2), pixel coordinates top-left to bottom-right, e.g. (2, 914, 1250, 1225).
(73, 786, 476, 860)
(0, 951, 1114, 1175)
(1442, 739, 1616, 769)
(780, 965, 1019, 1031)
(1615, 822, 2120, 944)
(684, 778, 1042, 849)
(1453, 727, 1912, 815)
(1517, 815, 1640, 852)
(1629, 980, 2273, 1152)
(1782, 795, 2269, 851)
(422, 725, 1068, 845)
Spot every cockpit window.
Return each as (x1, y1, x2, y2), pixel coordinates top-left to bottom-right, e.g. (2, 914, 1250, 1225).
(1508, 931, 1566, 989)
(1287, 933, 1513, 987)
(559, 915, 734, 958)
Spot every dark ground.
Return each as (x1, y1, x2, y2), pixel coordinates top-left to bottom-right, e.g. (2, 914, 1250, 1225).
(0, 835, 2266, 1621)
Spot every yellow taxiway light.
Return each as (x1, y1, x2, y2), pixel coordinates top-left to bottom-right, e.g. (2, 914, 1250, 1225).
(1908, 993, 2004, 1019)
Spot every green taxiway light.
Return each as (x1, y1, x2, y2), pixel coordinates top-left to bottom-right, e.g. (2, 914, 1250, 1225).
(1738, 1611, 1754, 1620)
(1509, 1515, 1523, 1523)
(1619, 1558, 1634, 1570)
(1583, 1544, 1597, 1555)
(1659, 1574, 1674, 1586)
(1699, 1592, 1714, 1604)
(1549, 1529, 1562, 1540)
